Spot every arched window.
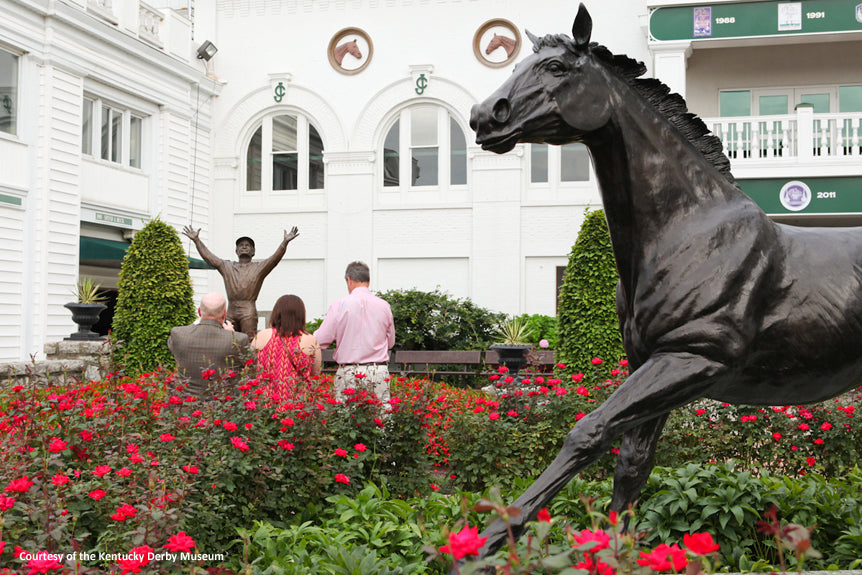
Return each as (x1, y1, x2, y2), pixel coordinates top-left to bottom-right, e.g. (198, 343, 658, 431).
(245, 113, 324, 193)
(382, 106, 467, 190)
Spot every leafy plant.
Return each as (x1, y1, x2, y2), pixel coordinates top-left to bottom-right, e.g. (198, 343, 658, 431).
(556, 208, 625, 371)
(512, 314, 558, 348)
(493, 316, 534, 345)
(375, 288, 505, 351)
(110, 217, 195, 373)
(72, 277, 107, 304)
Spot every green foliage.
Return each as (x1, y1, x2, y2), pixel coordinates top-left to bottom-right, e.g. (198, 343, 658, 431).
(72, 277, 107, 304)
(513, 313, 558, 348)
(234, 464, 862, 573)
(656, 390, 862, 478)
(556, 209, 625, 370)
(493, 316, 534, 345)
(111, 217, 195, 373)
(636, 464, 862, 570)
(233, 484, 484, 574)
(442, 364, 627, 492)
(375, 288, 505, 351)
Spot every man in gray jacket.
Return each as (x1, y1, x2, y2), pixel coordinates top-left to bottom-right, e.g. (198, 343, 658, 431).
(168, 292, 250, 400)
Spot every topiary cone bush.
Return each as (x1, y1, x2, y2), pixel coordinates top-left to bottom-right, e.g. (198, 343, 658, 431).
(557, 208, 625, 370)
(111, 217, 195, 373)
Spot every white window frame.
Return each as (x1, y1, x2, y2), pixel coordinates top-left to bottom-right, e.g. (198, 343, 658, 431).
(243, 112, 325, 197)
(0, 45, 21, 138)
(82, 95, 147, 170)
(380, 105, 469, 196)
(526, 143, 593, 191)
(720, 85, 841, 117)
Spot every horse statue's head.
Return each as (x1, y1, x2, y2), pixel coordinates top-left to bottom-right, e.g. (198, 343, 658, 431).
(471, 4, 642, 154)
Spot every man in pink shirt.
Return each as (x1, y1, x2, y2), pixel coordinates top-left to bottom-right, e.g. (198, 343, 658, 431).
(314, 261, 396, 405)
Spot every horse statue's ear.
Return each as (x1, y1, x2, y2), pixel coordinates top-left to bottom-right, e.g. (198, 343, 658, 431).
(572, 3, 592, 48)
(526, 29, 540, 50)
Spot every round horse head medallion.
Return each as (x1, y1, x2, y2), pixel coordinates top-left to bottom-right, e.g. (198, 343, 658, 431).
(328, 27, 373, 75)
(473, 18, 521, 68)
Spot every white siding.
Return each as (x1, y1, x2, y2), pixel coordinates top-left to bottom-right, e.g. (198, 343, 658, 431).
(39, 66, 84, 346)
(0, 202, 25, 360)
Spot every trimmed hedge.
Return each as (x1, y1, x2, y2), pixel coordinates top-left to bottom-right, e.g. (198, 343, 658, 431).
(111, 218, 195, 373)
(556, 209, 625, 370)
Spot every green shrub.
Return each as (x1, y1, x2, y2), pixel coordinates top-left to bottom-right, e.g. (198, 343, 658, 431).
(375, 288, 505, 351)
(513, 313, 558, 348)
(556, 209, 624, 370)
(233, 464, 862, 574)
(111, 217, 195, 373)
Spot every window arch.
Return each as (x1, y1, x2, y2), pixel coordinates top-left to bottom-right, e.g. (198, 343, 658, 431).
(245, 112, 324, 193)
(382, 105, 467, 190)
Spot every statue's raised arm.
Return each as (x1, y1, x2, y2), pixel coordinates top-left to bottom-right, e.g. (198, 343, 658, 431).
(182, 225, 223, 269)
(258, 226, 300, 276)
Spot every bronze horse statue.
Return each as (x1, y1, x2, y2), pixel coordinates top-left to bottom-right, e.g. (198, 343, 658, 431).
(469, 3, 862, 558)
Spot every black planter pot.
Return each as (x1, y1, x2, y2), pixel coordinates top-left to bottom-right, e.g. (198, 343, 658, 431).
(64, 302, 107, 341)
(490, 343, 533, 379)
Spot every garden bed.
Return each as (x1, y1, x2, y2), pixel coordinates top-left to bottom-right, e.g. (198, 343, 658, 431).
(1, 359, 861, 573)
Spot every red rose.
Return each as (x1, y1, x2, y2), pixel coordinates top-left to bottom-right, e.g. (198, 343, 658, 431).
(683, 532, 720, 556)
(439, 525, 488, 560)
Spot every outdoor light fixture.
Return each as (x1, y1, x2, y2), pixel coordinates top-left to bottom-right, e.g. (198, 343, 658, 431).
(196, 40, 218, 62)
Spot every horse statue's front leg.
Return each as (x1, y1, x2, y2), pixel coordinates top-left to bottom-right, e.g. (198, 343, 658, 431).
(465, 352, 723, 565)
(610, 414, 667, 516)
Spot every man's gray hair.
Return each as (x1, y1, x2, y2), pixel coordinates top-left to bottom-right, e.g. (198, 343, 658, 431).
(345, 261, 370, 283)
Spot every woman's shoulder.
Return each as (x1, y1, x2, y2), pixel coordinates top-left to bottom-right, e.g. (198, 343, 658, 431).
(299, 331, 320, 347)
(251, 327, 275, 349)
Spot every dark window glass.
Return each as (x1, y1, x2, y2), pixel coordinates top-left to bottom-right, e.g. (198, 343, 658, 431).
(383, 121, 399, 187)
(246, 126, 262, 191)
(450, 116, 466, 185)
(309, 124, 324, 190)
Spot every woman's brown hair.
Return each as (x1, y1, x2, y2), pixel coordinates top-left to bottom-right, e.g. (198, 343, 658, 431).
(269, 294, 307, 337)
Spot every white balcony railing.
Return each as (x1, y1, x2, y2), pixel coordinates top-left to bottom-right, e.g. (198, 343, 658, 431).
(703, 109, 862, 164)
(139, 2, 164, 48)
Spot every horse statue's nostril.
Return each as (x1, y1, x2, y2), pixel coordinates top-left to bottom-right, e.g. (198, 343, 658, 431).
(492, 99, 511, 124)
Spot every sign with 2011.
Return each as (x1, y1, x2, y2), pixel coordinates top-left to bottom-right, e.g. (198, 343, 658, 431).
(741, 177, 862, 215)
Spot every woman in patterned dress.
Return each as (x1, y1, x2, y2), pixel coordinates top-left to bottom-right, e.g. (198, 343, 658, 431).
(251, 294, 322, 404)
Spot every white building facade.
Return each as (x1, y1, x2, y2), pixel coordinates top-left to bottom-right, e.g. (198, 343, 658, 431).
(1, 0, 216, 362)
(2, 0, 861, 361)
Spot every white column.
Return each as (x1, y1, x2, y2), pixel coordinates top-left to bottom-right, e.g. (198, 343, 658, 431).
(321, 150, 376, 305)
(469, 146, 524, 315)
(795, 104, 815, 162)
(650, 41, 692, 99)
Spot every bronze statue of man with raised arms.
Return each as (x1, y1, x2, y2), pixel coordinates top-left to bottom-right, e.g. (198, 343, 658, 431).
(182, 225, 299, 339)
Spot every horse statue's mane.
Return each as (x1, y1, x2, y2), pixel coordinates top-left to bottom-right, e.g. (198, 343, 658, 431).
(533, 34, 736, 184)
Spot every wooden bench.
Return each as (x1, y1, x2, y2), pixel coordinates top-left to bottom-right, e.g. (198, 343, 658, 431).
(318, 348, 558, 383)
(394, 350, 483, 380)
(321, 348, 337, 373)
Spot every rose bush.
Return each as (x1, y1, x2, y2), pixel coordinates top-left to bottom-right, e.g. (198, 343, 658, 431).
(0, 354, 861, 572)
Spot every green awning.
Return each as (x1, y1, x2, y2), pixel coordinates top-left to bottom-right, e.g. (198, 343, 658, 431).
(79, 236, 212, 269)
